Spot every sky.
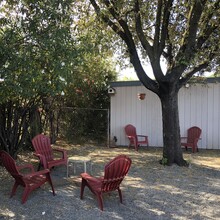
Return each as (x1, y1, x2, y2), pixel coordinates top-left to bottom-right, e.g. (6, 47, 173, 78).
(117, 62, 214, 81)
(117, 61, 167, 81)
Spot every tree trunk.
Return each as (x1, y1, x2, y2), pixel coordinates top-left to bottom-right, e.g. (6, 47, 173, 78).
(29, 106, 42, 139)
(0, 102, 30, 158)
(159, 90, 188, 166)
(49, 111, 56, 144)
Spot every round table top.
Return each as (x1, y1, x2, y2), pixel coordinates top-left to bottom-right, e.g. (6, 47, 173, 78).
(68, 156, 91, 162)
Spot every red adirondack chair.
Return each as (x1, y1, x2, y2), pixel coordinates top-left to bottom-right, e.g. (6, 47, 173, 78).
(124, 124, 149, 151)
(32, 134, 68, 176)
(181, 126, 202, 153)
(0, 150, 55, 204)
(80, 155, 132, 211)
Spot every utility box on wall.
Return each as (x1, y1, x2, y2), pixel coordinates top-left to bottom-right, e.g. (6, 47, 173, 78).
(108, 87, 116, 94)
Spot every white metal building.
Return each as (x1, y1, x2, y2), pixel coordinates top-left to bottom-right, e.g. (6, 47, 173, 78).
(109, 77, 220, 150)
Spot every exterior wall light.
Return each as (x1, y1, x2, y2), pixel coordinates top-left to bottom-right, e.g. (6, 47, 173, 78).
(137, 93, 146, 100)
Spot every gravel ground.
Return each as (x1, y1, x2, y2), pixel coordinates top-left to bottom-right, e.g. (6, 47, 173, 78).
(1, 144, 220, 220)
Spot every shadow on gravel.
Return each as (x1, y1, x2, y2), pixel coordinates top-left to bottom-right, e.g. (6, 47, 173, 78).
(0, 144, 220, 220)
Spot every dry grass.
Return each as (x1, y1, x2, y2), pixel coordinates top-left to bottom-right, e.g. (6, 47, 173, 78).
(1, 142, 220, 220)
(13, 139, 220, 169)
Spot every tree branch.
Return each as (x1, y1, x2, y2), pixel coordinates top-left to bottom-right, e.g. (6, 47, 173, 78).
(159, 0, 173, 55)
(89, 0, 127, 41)
(154, 0, 162, 52)
(175, 0, 207, 73)
(179, 61, 209, 87)
(197, 0, 220, 49)
(134, 0, 153, 57)
(134, 0, 165, 83)
(90, 0, 159, 94)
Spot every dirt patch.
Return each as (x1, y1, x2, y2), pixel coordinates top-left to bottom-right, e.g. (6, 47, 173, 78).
(1, 143, 220, 220)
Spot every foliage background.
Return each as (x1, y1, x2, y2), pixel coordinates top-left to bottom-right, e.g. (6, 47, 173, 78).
(0, 1, 117, 157)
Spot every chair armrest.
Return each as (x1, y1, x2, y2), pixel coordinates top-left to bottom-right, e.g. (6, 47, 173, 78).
(33, 152, 43, 158)
(137, 135, 148, 137)
(24, 169, 50, 178)
(127, 135, 135, 139)
(53, 148, 68, 160)
(81, 172, 102, 183)
(17, 164, 35, 173)
(33, 153, 48, 169)
(53, 148, 67, 153)
(137, 135, 148, 143)
(193, 137, 201, 144)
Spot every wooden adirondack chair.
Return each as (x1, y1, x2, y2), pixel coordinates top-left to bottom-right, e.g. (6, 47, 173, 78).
(181, 126, 202, 153)
(80, 155, 132, 211)
(32, 134, 68, 176)
(124, 124, 149, 151)
(0, 150, 55, 204)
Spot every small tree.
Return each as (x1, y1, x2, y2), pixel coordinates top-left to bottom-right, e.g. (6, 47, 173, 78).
(0, 1, 76, 156)
(89, 0, 220, 165)
(0, 1, 117, 156)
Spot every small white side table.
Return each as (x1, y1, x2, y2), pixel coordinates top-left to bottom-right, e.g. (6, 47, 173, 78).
(67, 156, 92, 177)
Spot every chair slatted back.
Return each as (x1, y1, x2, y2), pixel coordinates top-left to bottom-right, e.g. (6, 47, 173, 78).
(32, 134, 53, 161)
(0, 151, 25, 186)
(187, 127, 202, 143)
(124, 124, 138, 144)
(125, 124, 137, 136)
(102, 155, 132, 193)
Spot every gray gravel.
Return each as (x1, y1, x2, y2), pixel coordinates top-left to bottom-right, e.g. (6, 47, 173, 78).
(1, 146, 220, 220)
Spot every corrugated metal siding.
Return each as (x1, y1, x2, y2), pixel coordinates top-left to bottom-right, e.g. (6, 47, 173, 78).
(110, 85, 162, 148)
(110, 81, 220, 149)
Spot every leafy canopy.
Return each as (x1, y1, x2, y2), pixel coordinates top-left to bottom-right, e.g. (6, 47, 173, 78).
(0, 1, 78, 103)
(89, 0, 220, 90)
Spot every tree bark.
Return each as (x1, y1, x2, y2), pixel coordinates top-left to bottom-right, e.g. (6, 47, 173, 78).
(159, 89, 188, 166)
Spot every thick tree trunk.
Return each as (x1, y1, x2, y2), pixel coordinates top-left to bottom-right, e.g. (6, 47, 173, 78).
(159, 91, 188, 166)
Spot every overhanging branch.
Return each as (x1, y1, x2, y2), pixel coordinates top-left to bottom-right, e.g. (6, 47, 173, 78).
(89, 0, 127, 41)
(90, 0, 159, 94)
(176, 0, 206, 63)
(197, 0, 220, 49)
(179, 62, 209, 87)
(134, 0, 152, 56)
(159, 0, 173, 55)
